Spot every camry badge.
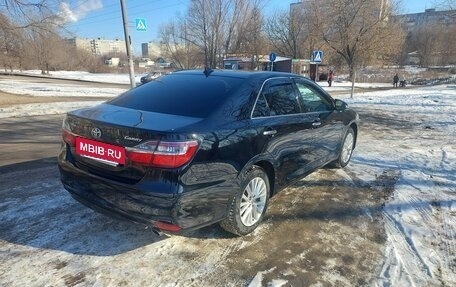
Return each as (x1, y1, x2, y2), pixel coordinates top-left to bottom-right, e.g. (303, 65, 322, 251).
(91, 127, 102, 139)
(124, 136, 142, 142)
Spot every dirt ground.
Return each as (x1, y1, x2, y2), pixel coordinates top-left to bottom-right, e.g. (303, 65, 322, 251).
(199, 168, 396, 286)
(0, 108, 397, 287)
(0, 159, 395, 287)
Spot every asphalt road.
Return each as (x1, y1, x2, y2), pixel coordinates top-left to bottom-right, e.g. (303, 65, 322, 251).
(0, 114, 63, 170)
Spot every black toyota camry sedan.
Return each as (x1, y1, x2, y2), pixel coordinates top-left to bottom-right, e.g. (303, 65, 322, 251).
(58, 69, 359, 236)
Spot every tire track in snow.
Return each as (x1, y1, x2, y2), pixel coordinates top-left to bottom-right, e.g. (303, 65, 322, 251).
(383, 211, 433, 283)
(378, 168, 455, 287)
(435, 200, 456, 285)
(373, 170, 435, 286)
(435, 146, 456, 284)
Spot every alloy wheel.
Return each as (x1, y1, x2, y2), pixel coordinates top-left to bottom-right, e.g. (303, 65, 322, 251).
(341, 131, 354, 164)
(239, 177, 268, 227)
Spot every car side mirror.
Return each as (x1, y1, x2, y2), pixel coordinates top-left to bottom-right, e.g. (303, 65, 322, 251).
(335, 99, 348, 111)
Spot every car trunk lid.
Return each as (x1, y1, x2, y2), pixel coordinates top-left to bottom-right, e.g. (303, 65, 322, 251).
(62, 104, 202, 183)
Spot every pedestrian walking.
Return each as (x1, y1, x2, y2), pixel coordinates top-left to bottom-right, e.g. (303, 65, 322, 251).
(393, 74, 399, 88)
(328, 70, 334, 87)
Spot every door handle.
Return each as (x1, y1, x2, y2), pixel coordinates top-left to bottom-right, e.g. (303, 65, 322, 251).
(263, 129, 277, 136)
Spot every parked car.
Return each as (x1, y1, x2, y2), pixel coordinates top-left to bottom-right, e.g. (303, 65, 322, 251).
(58, 70, 359, 236)
(140, 71, 163, 84)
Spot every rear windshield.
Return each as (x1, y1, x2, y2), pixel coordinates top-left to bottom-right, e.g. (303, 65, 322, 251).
(109, 73, 245, 118)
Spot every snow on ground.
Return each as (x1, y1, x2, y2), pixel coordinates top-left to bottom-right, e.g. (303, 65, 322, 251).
(324, 81, 392, 92)
(1, 71, 455, 285)
(0, 73, 126, 118)
(0, 101, 104, 119)
(336, 85, 456, 286)
(0, 78, 125, 98)
(8, 70, 135, 84)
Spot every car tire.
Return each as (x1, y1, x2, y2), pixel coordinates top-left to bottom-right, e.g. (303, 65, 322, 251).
(220, 166, 270, 236)
(329, 127, 355, 168)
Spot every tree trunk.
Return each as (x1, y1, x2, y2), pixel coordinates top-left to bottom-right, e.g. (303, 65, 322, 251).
(350, 66, 356, 98)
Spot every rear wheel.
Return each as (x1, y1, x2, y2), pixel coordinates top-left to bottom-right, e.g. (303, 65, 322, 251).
(330, 127, 355, 168)
(220, 166, 270, 236)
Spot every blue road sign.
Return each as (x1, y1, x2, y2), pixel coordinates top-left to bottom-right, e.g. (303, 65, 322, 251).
(135, 18, 146, 31)
(269, 52, 277, 62)
(313, 50, 323, 63)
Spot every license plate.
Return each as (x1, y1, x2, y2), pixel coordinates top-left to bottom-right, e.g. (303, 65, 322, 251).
(76, 137, 126, 165)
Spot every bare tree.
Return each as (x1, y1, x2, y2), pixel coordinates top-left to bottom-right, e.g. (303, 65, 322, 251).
(21, 26, 67, 74)
(223, 1, 268, 69)
(222, 0, 265, 55)
(441, 24, 456, 65)
(160, 19, 204, 69)
(409, 24, 442, 67)
(160, 0, 266, 69)
(240, 5, 268, 69)
(0, 0, 61, 30)
(186, 0, 230, 68)
(0, 13, 22, 71)
(265, 8, 307, 59)
(407, 23, 456, 67)
(434, 0, 456, 10)
(306, 0, 403, 97)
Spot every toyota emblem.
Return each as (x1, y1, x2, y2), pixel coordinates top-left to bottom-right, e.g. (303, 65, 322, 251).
(91, 127, 102, 138)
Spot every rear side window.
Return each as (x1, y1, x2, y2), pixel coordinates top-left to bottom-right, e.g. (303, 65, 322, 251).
(109, 74, 244, 118)
(253, 78, 300, 117)
(252, 94, 269, 117)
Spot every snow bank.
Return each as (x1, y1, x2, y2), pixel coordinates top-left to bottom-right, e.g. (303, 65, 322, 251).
(0, 78, 125, 98)
(0, 101, 104, 119)
(8, 70, 137, 84)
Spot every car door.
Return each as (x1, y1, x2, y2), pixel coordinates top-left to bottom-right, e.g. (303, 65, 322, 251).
(293, 78, 345, 167)
(251, 77, 319, 188)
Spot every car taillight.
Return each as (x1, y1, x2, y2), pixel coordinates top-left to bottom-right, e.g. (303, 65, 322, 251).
(62, 117, 76, 146)
(126, 140, 199, 168)
(62, 129, 76, 146)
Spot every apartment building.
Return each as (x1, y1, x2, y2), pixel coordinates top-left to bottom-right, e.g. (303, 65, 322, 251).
(66, 37, 126, 56)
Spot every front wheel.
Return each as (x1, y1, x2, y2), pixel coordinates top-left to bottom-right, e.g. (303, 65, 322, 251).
(220, 166, 270, 236)
(330, 127, 355, 168)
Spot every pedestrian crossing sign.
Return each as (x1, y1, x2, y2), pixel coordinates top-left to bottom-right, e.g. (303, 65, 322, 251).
(313, 50, 323, 63)
(136, 18, 146, 31)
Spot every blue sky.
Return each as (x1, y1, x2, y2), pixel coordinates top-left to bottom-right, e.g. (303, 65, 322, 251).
(63, 0, 437, 55)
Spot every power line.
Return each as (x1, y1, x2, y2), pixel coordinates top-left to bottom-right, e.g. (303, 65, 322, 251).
(71, 0, 181, 23)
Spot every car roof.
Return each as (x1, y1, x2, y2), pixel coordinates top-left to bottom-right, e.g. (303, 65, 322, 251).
(172, 69, 301, 80)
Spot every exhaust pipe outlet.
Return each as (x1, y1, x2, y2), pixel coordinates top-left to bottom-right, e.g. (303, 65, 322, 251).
(145, 225, 164, 237)
(151, 228, 164, 237)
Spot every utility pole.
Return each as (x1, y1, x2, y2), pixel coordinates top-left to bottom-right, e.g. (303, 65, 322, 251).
(120, 0, 136, 89)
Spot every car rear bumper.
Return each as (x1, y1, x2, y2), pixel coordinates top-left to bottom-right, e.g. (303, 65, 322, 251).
(58, 158, 237, 232)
